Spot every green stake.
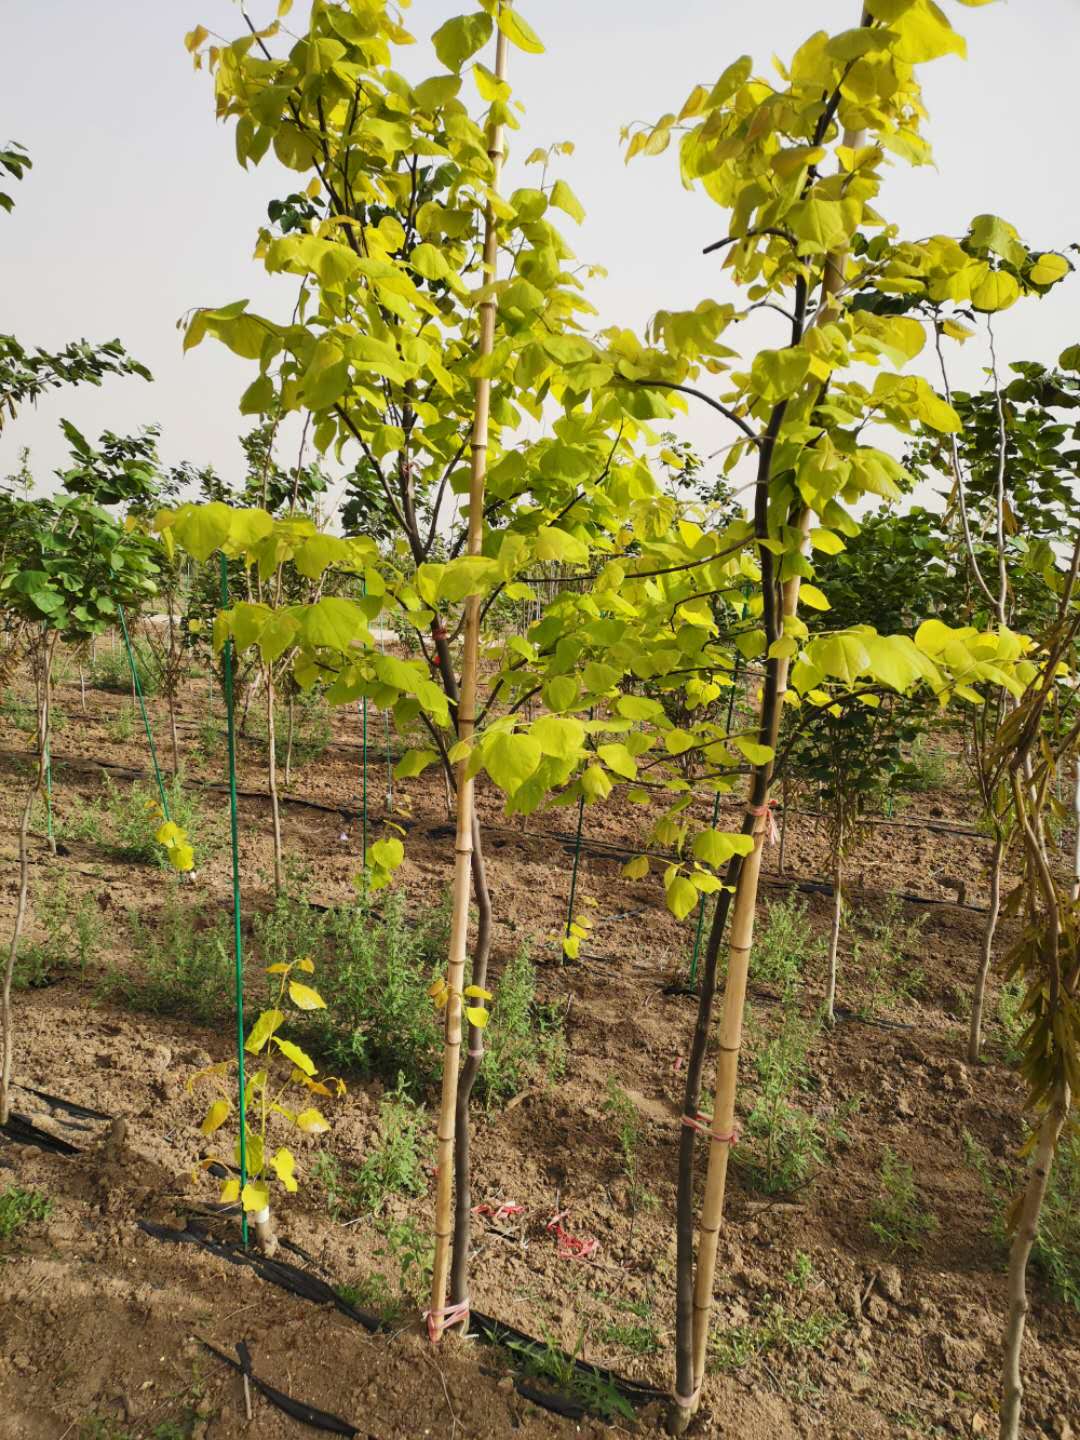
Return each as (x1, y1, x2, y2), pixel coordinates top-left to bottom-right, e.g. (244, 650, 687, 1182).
(219, 555, 249, 1247)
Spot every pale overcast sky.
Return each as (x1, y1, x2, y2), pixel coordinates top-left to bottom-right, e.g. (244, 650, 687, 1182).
(3, 1, 1078, 497)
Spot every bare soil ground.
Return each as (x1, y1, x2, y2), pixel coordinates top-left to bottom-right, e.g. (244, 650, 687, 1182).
(1, 652, 1078, 1439)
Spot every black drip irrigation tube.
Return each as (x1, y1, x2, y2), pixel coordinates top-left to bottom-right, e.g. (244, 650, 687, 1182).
(139, 1215, 665, 1425)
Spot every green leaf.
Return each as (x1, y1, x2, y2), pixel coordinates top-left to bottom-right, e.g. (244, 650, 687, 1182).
(549, 178, 584, 224)
(692, 830, 755, 866)
(394, 748, 439, 779)
(173, 503, 234, 563)
(298, 597, 369, 651)
(666, 876, 698, 921)
(484, 732, 542, 795)
(530, 715, 585, 759)
(733, 736, 774, 767)
(543, 675, 579, 712)
(410, 243, 451, 281)
(597, 743, 637, 779)
(432, 12, 493, 71)
(497, 6, 544, 52)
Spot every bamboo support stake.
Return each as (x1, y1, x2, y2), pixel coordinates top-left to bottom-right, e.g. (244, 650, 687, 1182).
(686, 572, 803, 1399)
(428, 14, 509, 1345)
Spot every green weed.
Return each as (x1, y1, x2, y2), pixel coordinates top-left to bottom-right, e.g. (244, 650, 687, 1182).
(737, 999, 831, 1196)
(603, 1078, 656, 1217)
(478, 942, 565, 1106)
(0, 1185, 53, 1241)
(709, 1294, 845, 1373)
(506, 1327, 635, 1424)
(750, 896, 826, 994)
(965, 1127, 1080, 1310)
(14, 870, 103, 989)
(853, 896, 927, 1016)
(314, 1079, 430, 1219)
(106, 707, 134, 744)
(103, 772, 225, 869)
(869, 1147, 938, 1253)
(92, 640, 159, 698)
(103, 885, 233, 1025)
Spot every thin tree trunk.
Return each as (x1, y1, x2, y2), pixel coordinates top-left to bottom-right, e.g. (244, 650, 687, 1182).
(428, 18, 508, 1344)
(449, 811, 494, 1309)
(778, 775, 788, 877)
(826, 844, 842, 1023)
(285, 689, 295, 790)
(167, 607, 181, 774)
(999, 1077, 1071, 1440)
(1, 631, 55, 1125)
(42, 633, 56, 858)
(79, 664, 86, 714)
(265, 669, 283, 892)
(1072, 757, 1080, 902)
(969, 834, 1004, 1063)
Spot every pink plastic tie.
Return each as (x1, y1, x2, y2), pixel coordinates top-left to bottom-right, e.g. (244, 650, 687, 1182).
(424, 1297, 470, 1342)
(749, 800, 779, 845)
(681, 1111, 739, 1146)
(672, 1385, 702, 1410)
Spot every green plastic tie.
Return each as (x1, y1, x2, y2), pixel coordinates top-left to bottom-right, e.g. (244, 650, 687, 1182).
(219, 556, 249, 1247)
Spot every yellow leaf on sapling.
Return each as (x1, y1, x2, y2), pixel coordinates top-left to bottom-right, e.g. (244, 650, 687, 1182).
(288, 981, 326, 1011)
(201, 1099, 230, 1136)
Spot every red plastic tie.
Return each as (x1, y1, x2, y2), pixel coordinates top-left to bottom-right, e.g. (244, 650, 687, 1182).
(546, 1210, 599, 1260)
(749, 800, 779, 845)
(424, 1297, 470, 1343)
(472, 1201, 525, 1222)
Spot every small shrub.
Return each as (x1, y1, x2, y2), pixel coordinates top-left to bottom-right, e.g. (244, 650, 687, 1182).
(104, 772, 225, 869)
(603, 1078, 655, 1216)
(965, 1128, 1080, 1310)
(0, 688, 36, 733)
(314, 892, 449, 1093)
(750, 896, 825, 994)
(92, 640, 159, 697)
(314, 1079, 430, 1219)
(709, 1294, 845, 1373)
(0, 1185, 53, 1241)
(869, 1147, 937, 1253)
(898, 733, 950, 792)
(14, 870, 103, 989)
(478, 942, 565, 1106)
(106, 707, 134, 744)
(737, 998, 833, 1196)
(104, 885, 233, 1024)
(853, 896, 927, 1016)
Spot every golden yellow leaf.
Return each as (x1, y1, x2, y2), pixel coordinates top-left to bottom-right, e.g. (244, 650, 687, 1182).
(288, 981, 326, 1011)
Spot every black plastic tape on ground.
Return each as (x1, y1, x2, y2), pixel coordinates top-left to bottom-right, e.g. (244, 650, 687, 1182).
(514, 1377, 586, 1420)
(138, 1219, 383, 1333)
(199, 1337, 360, 1437)
(1, 1112, 81, 1155)
(469, 1309, 665, 1408)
